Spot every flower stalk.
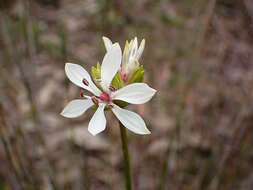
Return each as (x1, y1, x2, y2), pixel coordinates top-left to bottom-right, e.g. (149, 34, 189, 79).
(61, 36, 157, 189)
(119, 121, 132, 190)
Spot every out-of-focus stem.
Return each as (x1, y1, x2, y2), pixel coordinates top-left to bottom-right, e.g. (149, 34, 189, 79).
(0, 10, 60, 190)
(23, 1, 61, 188)
(0, 105, 27, 190)
(194, 0, 217, 61)
(119, 122, 132, 190)
(0, 103, 40, 190)
(209, 108, 249, 190)
(159, 97, 185, 190)
(159, 135, 175, 190)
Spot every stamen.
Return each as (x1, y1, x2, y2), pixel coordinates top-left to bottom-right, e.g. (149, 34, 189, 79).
(91, 96, 99, 105)
(122, 73, 128, 82)
(106, 104, 114, 109)
(80, 89, 85, 97)
(109, 85, 116, 92)
(82, 78, 89, 86)
(119, 69, 129, 82)
(95, 78, 102, 82)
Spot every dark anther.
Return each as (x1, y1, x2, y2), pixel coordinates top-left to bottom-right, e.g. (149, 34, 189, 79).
(91, 96, 99, 105)
(109, 85, 116, 92)
(82, 78, 89, 86)
(80, 90, 85, 97)
(106, 104, 114, 109)
(96, 78, 102, 82)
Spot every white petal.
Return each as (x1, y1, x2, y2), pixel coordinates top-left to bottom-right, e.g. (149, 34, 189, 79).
(127, 59, 139, 75)
(88, 104, 106, 136)
(111, 104, 150, 135)
(136, 39, 145, 60)
(129, 37, 138, 60)
(102, 36, 113, 52)
(122, 41, 130, 71)
(61, 99, 93, 118)
(112, 83, 156, 104)
(65, 63, 101, 96)
(101, 43, 122, 90)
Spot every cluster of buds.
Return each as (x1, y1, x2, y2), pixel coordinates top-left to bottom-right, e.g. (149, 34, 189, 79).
(91, 37, 145, 86)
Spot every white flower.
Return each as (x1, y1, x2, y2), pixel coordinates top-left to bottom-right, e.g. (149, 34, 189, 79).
(61, 43, 156, 136)
(103, 36, 145, 81)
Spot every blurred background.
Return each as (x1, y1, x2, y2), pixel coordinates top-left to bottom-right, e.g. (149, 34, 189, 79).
(0, 0, 253, 189)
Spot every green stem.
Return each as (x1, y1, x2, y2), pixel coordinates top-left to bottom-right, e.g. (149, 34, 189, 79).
(119, 122, 132, 190)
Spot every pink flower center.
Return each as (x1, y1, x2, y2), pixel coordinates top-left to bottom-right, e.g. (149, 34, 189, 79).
(99, 92, 111, 103)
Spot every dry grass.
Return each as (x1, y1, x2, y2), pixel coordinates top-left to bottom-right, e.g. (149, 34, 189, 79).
(0, 0, 253, 189)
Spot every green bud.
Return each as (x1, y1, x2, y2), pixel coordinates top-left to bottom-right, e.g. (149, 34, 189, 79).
(90, 104, 98, 110)
(112, 65, 145, 108)
(111, 73, 124, 90)
(110, 71, 127, 108)
(113, 100, 129, 108)
(96, 62, 101, 70)
(90, 104, 110, 111)
(91, 62, 102, 89)
(128, 65, 145, 84)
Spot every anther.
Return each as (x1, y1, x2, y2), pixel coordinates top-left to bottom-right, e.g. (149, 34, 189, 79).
(122, 73, 128, 82)
(119, 69, 128, 82)
(106, 104, 114, 109)
(109, 85, 116, 92)
(91, 96, 99, 106)
(80, 89, 85, 97)
(82, 78, 89, 86)
(95, 78, 102, 82)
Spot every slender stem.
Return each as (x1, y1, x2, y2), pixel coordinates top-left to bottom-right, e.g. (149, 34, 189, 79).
(119, 122, 132, 190)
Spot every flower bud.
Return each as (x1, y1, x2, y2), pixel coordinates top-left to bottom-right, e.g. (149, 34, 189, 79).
(128, 65, 145, 84)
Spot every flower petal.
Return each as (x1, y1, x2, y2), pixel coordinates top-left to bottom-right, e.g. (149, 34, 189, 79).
(129, 37, 138, 60)
(136, 39, 145, 61)
(101, 43, 122, 91)
(122, 40, 130, 70)
(127, 59, 140, 75)
(65, 63, 101, 96)
(102, 36, 113, 51)
(60, 99, 93, 118)
(112, 83, 156, 104)
(88, 104, 106, 136)
(111, 104, 151, 135)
